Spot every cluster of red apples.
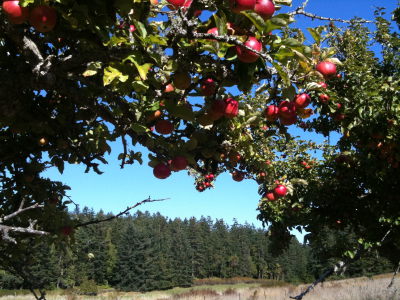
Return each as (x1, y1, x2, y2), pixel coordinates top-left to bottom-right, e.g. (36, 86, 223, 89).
(263, 184, 287, 201)
(195, 174, 215, 192)
(265, 61, 337, 126)
(2, 0, 57, 32)
(153, 156, 189, 179)
(167, 0, 276, 64)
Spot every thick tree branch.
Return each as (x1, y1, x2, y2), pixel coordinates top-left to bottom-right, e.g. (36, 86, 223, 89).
(75, 197, 169, 228)
(0, 224, 49, 244)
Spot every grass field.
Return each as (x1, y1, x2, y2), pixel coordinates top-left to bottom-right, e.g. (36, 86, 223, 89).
(0, 274, 398, 300)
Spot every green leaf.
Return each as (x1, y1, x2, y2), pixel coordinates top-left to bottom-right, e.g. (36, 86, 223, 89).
(83, 61, 102, 77)
(52, 157, 64, 174)
(168, 105, 195, 121)
(214, 12, 227, 36)
(132, 20, 147, 38)
(273, 47, 294, 61)
(132, 81, 149, 93)
(131, 123, 149, 133)
(274, 0, 292, 5)
(283, 38, 303, 48)
(145, 35, 168, 46)
(105, 36, 128, 47)
(272, 62, 290, 86)
(307, 27, 322, 44)
(103, 66, 129, 86)
(241, 11, 266, 33)
(19, 0, 34, 7)
(281, 85, 296, 101)
(125, 55, 152, 80)
(134, 62, 152, 81)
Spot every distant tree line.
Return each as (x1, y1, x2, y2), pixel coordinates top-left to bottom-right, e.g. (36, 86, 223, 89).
(0, 209, 394, 292)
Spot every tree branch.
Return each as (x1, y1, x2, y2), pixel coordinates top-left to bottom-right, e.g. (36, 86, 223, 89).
(0, 200, 43, 223)
(75, 197, 169, 228)
(288, 8, 373, 24)
(388, 260, 400, 289)
(0, 224, 49, 244)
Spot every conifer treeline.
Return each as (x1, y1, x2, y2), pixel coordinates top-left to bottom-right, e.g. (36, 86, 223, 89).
(0, 209, 394, 291)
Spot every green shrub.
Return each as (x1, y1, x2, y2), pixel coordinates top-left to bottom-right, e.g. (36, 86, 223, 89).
(76, 279, 98, 296)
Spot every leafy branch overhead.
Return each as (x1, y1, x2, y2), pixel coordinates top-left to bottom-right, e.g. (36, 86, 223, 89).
(0, 0, 399, 295)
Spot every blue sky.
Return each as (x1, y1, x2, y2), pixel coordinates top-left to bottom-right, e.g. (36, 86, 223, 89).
(44, 0, 397, 233)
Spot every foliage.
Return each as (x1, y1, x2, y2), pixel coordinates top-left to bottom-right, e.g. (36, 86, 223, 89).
(0, 0, 399, 286)
(76, 278, 98, 296)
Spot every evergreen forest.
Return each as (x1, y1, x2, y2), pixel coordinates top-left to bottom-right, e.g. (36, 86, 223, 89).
(0, 209, 394, 292)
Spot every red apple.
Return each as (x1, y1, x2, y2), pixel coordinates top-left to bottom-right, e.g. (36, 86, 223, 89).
(316, 61, 337, 78)
(207, 27, 219, 36)
(294, 93, 311, 109)
(209, 99, 227, 120)
(166, 0, 186, 7)
(229, 152, 241, 163)
(2, 0, 29, 24)
(170, 156, 188, 171)
(273, 184, 287, 197)
(164, 83, 174, 93)
(155, 120, 174, 135)
(153, 163, 171, 179)
(200, 78, 216, 96)
(29, 5, 57, 33)
(224, 98, 239, 118)
(254, 0, 275, 19)
(232, 171, 244, 182)
(60, 226, 74, 236)
(278, 101, 296, 119)
(318, 82, 327, 89)
(334, 113, 345, 121)
(173, 72, 191, 90)
(230, 0, 256, 13)
(236, 37, 262, 63)
(319, 94, 330, 103)
(264, 192, 276, 201)
(183, 0, 192, 7)
(264, 105, 279, 121)
(279, 115, 297, 126)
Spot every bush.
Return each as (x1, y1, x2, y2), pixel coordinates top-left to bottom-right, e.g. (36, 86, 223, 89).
(76, 279, 98, 296)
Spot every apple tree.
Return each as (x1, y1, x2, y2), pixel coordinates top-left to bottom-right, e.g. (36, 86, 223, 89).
(0, 0, 399, 293)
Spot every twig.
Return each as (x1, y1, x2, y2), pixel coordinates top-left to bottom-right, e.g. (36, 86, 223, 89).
(0, 201, 43, 223)
(288, 8, 373, 24)
(75, 197, 169, 228)
(388, 260, 400, 289)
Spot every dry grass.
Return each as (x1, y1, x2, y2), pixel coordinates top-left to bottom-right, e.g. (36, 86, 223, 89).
(1, 274, 398, 300)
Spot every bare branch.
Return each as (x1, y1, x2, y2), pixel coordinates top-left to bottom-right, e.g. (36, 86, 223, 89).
(288, 8, 373, 24)
(388, 260, 400, 289)
(0, 224, 49, 244)
(75, 197, 169, 228)
(0, 201, 43, 223)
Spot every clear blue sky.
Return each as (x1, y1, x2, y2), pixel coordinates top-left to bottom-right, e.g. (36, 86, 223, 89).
(44, 0, 397, 231)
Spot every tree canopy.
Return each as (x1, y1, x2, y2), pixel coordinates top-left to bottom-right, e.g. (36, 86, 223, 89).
(0, 0, 399, 284)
